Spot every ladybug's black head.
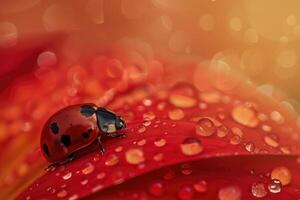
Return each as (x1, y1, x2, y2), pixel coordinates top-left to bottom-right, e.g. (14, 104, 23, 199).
(96, 108, 126, 133)
(115, 116, 126, 130)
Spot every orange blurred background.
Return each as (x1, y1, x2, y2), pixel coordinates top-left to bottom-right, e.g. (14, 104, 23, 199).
(1, 0, 300, 199)
(1, 0, 300, 108)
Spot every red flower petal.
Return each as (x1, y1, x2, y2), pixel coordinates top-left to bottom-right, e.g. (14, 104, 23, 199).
(16, 74, 300, 199)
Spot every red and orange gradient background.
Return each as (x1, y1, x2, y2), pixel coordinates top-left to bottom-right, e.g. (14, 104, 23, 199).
(1, 0, 300, 199)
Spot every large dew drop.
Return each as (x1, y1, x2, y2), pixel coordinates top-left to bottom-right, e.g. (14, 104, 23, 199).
(168, 108, 185, 120)
(251, 182, 267, 198)
(271, 166, 292, 186)
(231, 105, 259, 128)
(195, 118, 216, 137)
(125, 148, 145, 165)
(268, 179, 282, 194)
(169, 83, 197, 108)
(180, 137, 203, 156)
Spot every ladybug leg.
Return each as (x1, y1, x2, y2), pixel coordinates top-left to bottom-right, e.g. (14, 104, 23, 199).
(106, 132, 125, 138)
(45, 154, 75, 170)
(45, 163, 59, 170)
(97, 136, 105, 155)
(67, 153, 75, 161)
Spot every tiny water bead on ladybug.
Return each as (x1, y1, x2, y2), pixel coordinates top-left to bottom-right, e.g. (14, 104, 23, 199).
(40, 103, 126, 165)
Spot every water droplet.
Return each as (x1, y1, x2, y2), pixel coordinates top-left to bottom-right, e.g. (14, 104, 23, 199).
(280, 146, 291, 154)
(218, 185, 242, 200)
(232, 105, 259, 128)
(264, 135, 279, 148)
(199, 102, 208, 109)
(92, 184, 103, 192)
(268, 179, 282, 194)
(231, 127, 243, 137)
(153, 153, 164, 161)
(80, 178, 88, 185)
(57, 190, 68, 198)
(271, 166, 292, 186)
(148, 182, 164, 197)
(125, 148, 145, 165)
(112, 171, 125, 185)
(180, 137, 203, 156)
(154, 138, 166, 147)
(261, 124, 272, 132)
(81, 162, 95, 175)
(251, 182, 267, 198)
(193, 180, 207, 193)
(138, 125, 146, 133)
(62, 171, 72, 180)
(105, 154, 119, 166)
(217, 125, 229, 138)
(96, 172, 106, 180)
(143, 111, 156, 120)
(245, 142, 255, 152)
(137, 139, 146, 146)
(181, 164, 192, 175)
(169, 83, 196, 108)
(68, 194, 79, 200)
(115, 146, 123, 152)
(199, 91, 221, 104)
(195, 118, 216, 137)
(93, 154, 100, 162)
(143, 120, 152, 126)
(143, 99, 152, 106)
(178, 185, 194, 200)
(270, 111, 285, 124)
(168, 108, 185, 120)
(230, 135, 241, 145)
(37, 51, 57, 68)
(47, 187, 56, 194)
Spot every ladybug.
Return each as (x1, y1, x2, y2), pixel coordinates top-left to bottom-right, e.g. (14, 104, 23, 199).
(40, 103, 126, 165)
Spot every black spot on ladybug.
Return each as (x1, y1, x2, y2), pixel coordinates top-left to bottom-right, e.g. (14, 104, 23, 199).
(60, 134, 71, 147)
(80, 105, 96, 117)
(50, 122, 59, 134)
(43, 144, 50, 157)
(82, 132, 89, 139)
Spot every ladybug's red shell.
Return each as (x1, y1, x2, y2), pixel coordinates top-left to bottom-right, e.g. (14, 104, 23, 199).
(40, 104, 99, 163)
